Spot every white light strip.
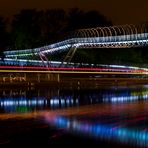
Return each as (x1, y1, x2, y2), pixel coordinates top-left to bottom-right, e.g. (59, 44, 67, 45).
(4, 33, 148, 57)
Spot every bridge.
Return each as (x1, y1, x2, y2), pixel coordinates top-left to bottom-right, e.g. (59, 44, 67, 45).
(0, 23, 148, 85)
(3, 23, 148, 66)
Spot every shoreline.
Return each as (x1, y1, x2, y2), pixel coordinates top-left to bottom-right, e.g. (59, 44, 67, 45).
(0, 78, 148, 87)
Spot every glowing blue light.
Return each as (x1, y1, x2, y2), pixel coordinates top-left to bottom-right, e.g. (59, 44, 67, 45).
(0, 99, 46, 106)
(45, 115, 148, 147)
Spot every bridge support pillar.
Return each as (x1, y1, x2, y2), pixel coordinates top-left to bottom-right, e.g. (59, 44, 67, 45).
(39, 53, 51, 67)
(47, 73, 60, 82)
(57, 74, 60, 82)
(37, 73, 40, 82)
(60, 46, 77, 67)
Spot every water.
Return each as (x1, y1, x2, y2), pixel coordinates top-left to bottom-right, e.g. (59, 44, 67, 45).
(1, 85, 148, 147)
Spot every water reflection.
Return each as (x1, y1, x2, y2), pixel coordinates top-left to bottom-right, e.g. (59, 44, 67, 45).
(1, 85, 148, 147)
(1, 85, 148, 112)
(45, 114, 148, 147)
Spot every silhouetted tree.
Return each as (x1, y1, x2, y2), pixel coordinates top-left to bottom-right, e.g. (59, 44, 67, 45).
(0, 16, 9, 60)
(41, 9, 67, 43)
(11, 9, 42, 50)
(66, 8, 112, 31)
(10, 8, 113, 50)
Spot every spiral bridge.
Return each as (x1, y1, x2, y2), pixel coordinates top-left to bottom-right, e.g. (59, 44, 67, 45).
(4, 23, 148, 66)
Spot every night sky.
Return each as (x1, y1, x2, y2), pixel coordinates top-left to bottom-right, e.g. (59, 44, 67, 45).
(0, 0, 147, 25)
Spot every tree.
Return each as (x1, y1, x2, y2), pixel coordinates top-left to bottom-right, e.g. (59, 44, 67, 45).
(40, 9, 67, 43)
(67, 8, 112, 31)
(0, 16, 9, 59)
(11, 9, 42, 50)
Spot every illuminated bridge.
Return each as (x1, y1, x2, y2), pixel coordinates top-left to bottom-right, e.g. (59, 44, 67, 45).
(4, 23, 148, 66)
(0, 23, 148, 85)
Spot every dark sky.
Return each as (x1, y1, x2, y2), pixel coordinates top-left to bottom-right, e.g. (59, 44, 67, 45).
(0, 0, 147, 25)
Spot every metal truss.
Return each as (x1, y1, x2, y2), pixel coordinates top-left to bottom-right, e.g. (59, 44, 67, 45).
(39, 53, 51, 67)
(4, 23, 148, 60)
(60, 45, 77, 67)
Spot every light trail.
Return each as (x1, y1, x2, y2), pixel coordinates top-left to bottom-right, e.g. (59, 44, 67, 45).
(0, 69, 148, 75)
(3, 58, 148, 71)
(0, 65, 148, 74)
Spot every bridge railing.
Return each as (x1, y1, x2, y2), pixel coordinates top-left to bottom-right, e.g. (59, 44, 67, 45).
(3, 33, 148, 57)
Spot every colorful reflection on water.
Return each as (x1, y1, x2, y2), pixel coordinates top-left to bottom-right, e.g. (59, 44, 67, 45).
(1, 85, 148, 147)
(1, 85, 148, 112)
(45, 114, 148, 147)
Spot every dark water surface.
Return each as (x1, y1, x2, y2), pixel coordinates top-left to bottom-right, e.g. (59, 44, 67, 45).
(1, 85, 148, 147)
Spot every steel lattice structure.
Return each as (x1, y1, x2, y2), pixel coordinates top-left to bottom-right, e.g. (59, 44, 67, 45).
(4, 23, 148, 64)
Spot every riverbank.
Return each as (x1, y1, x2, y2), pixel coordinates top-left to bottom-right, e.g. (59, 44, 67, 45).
(0, 77, 148, 88)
